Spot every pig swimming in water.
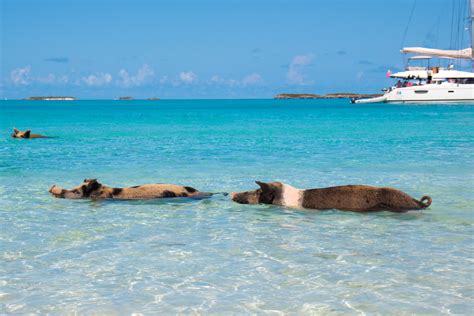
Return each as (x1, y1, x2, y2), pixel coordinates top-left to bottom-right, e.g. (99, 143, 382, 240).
(231, 181, 432, 213)
(12, 128, 51, 139)
(49, 179, 221, 200)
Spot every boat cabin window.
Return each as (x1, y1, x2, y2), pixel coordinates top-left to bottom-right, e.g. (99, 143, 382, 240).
(446, 78, 474, 84)
(395, 79, 424, 88)
(459, 78, 474, 84)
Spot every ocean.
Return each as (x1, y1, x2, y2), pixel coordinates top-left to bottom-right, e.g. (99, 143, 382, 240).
(1, 99, 473, 314)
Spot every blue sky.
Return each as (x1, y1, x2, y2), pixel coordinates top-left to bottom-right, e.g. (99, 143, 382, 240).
(1, 0, 472, 99)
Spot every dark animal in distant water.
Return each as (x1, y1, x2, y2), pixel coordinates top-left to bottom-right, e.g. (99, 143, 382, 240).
(231, 181, 432, 213)
(12, 128, 51, 139)
(49, 179, 224, 200)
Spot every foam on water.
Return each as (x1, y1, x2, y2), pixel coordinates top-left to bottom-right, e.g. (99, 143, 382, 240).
(0, 99, 473, 314)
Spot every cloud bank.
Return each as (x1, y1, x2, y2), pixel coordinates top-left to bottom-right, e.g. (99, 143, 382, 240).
(81, 72, 113, 86)
(178, 71, 197, 84)
(10, 66, 31, 85)
(287, 54, 314, 85)
(118, 64, 155, 87)
(208, 73, 262, 87)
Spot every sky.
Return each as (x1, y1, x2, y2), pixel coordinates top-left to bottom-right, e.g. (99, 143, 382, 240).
(1, 0, 472, 99)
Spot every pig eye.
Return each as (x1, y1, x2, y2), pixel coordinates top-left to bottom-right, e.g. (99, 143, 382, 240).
(84, 179, 87, 182)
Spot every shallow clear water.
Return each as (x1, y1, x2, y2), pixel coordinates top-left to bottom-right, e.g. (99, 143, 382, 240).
(0, 99, 473, 314)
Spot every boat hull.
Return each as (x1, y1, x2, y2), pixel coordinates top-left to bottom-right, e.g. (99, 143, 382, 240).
(352, 95, 387, 104)
(354, 83, 474, 104)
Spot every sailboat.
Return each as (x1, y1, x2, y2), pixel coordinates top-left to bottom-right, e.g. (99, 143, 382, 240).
(354, 0, 474, 104)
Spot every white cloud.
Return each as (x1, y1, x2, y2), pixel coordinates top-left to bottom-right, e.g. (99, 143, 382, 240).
(159, 75, 169, 84)
(10, 66, 31, 85)
(118, 64, 154, 87)
(209, 74, 237, 86)
(158, 72, 197, 86)
(58, 75, 69, 84)
(227, 79, 239, 87)
(37, 74, 56, 84)
(81, 72, 113, 86)
(242, 73, 262, 85)
(208, 73, 262, 87)
(179, 71, 197, 83)
(210, 75, 223, 83)
(287, 54, 314, 85)
(10, 66, 70, 86)
(37, 74, 69, 85)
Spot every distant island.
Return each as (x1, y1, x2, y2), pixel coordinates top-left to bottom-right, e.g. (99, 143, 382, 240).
(25, 96, 76, 100)
(118, 96, 134, 100)
(146, 97, 160, 100)
(274, 93, 382, 99)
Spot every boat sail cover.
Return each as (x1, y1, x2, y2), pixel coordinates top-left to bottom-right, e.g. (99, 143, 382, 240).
(400, 47, 473, 60)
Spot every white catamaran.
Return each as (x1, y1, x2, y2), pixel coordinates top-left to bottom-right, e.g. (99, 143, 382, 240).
(354, 0, 474, 104)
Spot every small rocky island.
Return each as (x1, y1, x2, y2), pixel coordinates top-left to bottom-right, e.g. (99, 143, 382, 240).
(25, 96, 76, 100)
(274, 93, 382, 100)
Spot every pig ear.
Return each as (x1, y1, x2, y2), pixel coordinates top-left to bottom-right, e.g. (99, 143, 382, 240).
(13, 128, 20, 134)
(88, 179, 99, 186)
(255, 181, 270, 190)
(24, 130, 31, 137)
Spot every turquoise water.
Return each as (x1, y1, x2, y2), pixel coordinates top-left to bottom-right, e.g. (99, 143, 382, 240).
(0, 99, 473, 314)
